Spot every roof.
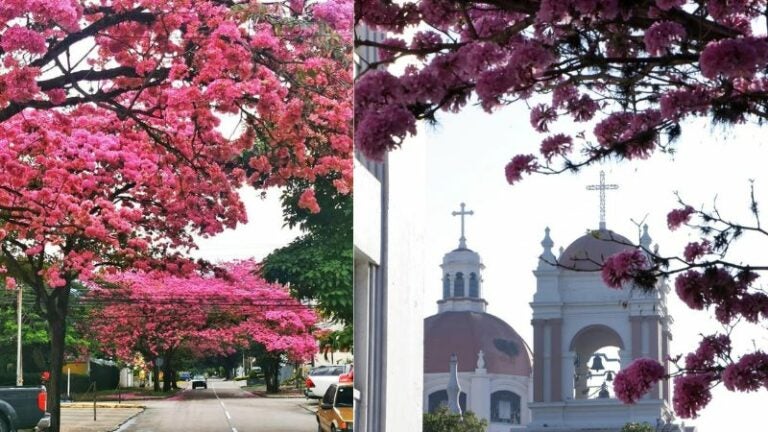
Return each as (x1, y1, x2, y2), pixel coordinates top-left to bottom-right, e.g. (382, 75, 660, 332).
(559, 229, 634, 271)
(424, 311, 532, 376)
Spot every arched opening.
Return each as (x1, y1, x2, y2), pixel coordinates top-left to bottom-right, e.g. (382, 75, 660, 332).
(469, 272, 479, 297)
(490, 390, 521, 424)
(427, 390, 467, 413)
(442, 274, 451, 298)
(453, 272, 465, 297)
(569, 325, 624, 400)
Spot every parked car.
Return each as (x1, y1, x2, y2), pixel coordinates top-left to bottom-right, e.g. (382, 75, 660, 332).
(190, 375, 207, 390)
(304, 364, 352, 399)
(316, 382, 353, 432)
(0, 386, 49, 432)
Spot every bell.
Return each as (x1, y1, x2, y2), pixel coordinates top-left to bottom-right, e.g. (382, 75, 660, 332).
(598, 383, 610, 399)
(606, 371, 614, 382)
(590, 354, 605, 371)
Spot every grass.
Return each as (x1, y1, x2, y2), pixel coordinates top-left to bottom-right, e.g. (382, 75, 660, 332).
(69, 383, 184, 402)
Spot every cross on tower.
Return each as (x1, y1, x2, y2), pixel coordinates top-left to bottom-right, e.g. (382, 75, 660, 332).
(586, 171, 618, 230)
(452, 202, 474, 249)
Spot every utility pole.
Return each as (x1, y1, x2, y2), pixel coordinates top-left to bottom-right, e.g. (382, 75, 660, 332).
(16, 284, 23, 386)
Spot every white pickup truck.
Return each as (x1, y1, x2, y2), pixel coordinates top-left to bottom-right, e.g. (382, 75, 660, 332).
(304, 364, 352, 399)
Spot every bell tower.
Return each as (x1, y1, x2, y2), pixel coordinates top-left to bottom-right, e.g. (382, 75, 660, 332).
(437, 202, 487, 313)
(528, 225, 675, 431)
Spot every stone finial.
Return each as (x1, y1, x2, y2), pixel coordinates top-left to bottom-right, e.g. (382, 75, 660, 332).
(476, 350, 486, 370)
(538, 227, 556, 269)
(447, 353, 462, 415)
(640, 224, 652, 249)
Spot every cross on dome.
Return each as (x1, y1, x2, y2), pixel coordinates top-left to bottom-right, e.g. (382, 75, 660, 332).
(452, 202, 474, 249)
(586, 171, 618, 230)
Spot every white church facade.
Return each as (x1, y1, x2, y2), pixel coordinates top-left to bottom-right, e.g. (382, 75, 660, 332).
(423, 192, 694, 432)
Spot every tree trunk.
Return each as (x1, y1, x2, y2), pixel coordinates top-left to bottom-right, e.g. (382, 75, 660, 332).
(47, 286, 71, 432)
(152, 362, 160, 392)
(162, 357, 173, 392)
(263, 357, 280, 393)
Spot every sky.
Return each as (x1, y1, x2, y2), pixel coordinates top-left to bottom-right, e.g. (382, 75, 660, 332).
(422, 100, 768, 430)
(191, 188, 301, 263)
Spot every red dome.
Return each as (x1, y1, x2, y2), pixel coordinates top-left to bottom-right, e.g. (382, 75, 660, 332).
(424, 311, 531, 376)
(559, 229, 634, 271)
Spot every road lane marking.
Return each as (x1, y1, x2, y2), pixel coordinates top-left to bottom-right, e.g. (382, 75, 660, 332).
(212, 382, 238, 432)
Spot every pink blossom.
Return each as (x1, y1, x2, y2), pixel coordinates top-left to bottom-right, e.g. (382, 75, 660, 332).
(601, 249, 649, 289)
(298, 188, 321, 214)
(685, 334, 731, 370)
(530, 104, 558, 132)
(568, 94, 598, 122)
(644, 21, 686, 56)
(659, 87, 711, 119)
(613, 358, 666, 404)
(594, 111, 661, 159)
(706, 0, 754, 21)
(699, 38, 768, 79)
(683, 240, 710, 261)
(540, 134, 573, 161)
(673, 373, 713, 418)
(0, 25, 47, 54)
(5, 277, 16, 290)
(655, 0, 685, 10)
(667, 206, 695, 230)
(722, 352, 768, 392)
(675, 270, 705, 309)
(45, 89, 67, 104)
(419, 0, 458, 27)
(504, 154, 538, 184)
(355, 104, 417, 161)
(378, 38, 407, 63)
(411, 31, 443, 53)
(552, 85, 579, 108)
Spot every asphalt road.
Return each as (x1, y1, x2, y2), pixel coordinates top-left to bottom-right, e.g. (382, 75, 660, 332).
(117, 379, 317, 432)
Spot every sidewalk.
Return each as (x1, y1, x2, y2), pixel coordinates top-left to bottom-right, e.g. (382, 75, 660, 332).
(61, 405, 144, 432)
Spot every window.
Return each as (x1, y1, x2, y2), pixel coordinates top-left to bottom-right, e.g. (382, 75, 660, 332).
(323, 384, 337, 406)
(443, 274, 450, 298)
(469, 273, 479, 297)
(427, 390, 467, 413)
(336, 386, 353, 407)
(454, 272, 465, 297)
(490, 390, 521, 424)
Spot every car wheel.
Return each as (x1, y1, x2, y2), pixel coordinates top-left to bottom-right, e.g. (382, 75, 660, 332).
(0, 415, 10, 432)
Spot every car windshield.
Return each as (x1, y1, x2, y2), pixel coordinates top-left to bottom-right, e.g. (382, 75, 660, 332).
(311, 366, 345, 376)
(193, 375, 205, 380)
(335, 386, 353, 407)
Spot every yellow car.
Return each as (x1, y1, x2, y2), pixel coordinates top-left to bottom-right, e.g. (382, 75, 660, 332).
(316, 382, 353, 432)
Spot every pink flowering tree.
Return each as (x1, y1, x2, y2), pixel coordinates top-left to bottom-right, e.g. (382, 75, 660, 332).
(357, 0, 768, 420)
(0, 0, 349, 429)
(84, 260, 317, 392)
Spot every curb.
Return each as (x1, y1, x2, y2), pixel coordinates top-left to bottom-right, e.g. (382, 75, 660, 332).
(111, 407, 145, 432)
(62, 402, 145, 409)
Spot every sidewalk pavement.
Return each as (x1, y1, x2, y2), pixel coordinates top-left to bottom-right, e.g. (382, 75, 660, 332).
(61, 404, 144, 432)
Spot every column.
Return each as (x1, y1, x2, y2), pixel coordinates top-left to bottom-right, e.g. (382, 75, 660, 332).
(532, 319, 545, 402)
(471, 362, 491, 421)
(549, 319, 563, 402)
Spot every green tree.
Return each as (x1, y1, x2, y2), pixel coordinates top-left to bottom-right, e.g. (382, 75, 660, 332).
(621, 423, 654, 432)
(423, 407, 488, 432)
(0, 286, 90, 385)
(261, 177, 352, 326)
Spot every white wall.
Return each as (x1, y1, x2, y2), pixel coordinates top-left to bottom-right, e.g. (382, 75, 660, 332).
(383, 130, 427, 431)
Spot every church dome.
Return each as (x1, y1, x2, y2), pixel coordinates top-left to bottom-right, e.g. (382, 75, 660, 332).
(443, 247, 481, 265)
(559, 229, 634, 271)
(424, 311, 532, 376)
